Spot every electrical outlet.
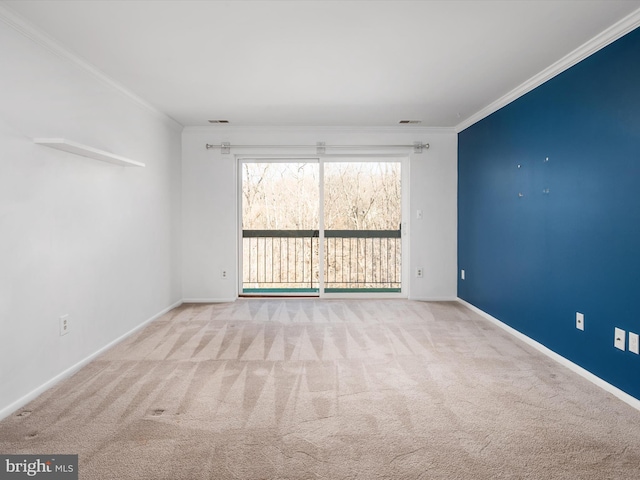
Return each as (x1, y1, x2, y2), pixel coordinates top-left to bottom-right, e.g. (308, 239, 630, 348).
(416, 267, 423, 278)
(614, 328, 626, 351)
(416, 209, 423, 220)
(461, 269, 465, 280)
(576, 312, 584, 331)
(629, 332, 639, 355)
(59, 315, 70, 336)
(221, 270, 228, 279)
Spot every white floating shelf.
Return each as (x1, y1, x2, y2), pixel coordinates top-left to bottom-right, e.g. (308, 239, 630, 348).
(34, 138, 145, 167)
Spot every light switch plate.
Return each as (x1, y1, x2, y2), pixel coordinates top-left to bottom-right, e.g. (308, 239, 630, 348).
(629, 332, 639, 354)
(614, 328, 626, 351)
(576, 312, 584, 331)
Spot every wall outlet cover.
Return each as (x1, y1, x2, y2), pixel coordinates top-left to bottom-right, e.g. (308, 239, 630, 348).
(59, 314, 70, 336)
(576, 312, 584, 331)
(614, 327, 626, 351)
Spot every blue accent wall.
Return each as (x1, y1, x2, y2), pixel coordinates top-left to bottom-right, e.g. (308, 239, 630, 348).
(458, 27, 640, 401)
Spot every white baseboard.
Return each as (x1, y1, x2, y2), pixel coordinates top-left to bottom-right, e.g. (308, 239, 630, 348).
(0, 299, 183, 421)
(410, 296, 458, 302)
(182, 298, 237, 303)
(457, 298, 640, 413)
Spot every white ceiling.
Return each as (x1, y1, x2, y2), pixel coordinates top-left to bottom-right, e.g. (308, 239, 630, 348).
(4, 0, 640, 128)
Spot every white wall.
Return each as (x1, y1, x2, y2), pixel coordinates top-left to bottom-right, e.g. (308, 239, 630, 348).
(182, 126, 457, 302)
(0, 17, 182, 417)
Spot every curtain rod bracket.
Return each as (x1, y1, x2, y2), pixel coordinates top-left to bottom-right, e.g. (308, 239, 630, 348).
(316, 142, 326, 154)
(205, 142, 231, 153)
(414, 141, 428, 153)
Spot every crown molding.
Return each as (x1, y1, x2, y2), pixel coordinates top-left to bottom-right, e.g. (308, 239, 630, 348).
(455, 8, 640, 133)
(0, 2, 183, 132)
(182, 125, 457, 135)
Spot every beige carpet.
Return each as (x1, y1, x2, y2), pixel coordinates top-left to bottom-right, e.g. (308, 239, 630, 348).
(1, 299, 640, 479)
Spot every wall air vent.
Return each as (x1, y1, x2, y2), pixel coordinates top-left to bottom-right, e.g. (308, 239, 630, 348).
(399, 120, 422, 124)
(208, 120, 230, 124)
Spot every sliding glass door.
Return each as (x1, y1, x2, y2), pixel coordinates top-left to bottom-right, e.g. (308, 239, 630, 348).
(240, 158, 403, 296)
(241, 160, 320, 294)
(323, 161, 402, 293)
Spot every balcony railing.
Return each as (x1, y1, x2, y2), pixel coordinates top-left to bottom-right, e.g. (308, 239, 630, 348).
(242, 229, 401, 293)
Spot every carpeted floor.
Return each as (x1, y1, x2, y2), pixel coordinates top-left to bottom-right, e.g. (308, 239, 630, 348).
(1, 299, 640, 479)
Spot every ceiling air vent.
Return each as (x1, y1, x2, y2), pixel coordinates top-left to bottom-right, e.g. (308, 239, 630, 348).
(399, 120, 422, 124)
(208, 120, 230, 124)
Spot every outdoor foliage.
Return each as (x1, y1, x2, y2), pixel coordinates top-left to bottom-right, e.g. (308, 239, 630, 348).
(242, 162, 401, 230)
